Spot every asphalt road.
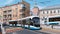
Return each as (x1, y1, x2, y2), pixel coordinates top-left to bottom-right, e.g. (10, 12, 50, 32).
(6, 29, 50, 34)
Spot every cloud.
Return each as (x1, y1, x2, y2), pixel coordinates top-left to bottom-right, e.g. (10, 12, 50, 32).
(4, 0, 14, 5)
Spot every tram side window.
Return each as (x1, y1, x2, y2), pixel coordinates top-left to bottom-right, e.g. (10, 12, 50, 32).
(49, 17, 60, 22)
(26, 18, 31, 25)
(22, 19, 26, 25)
(19, 20, 22, 24)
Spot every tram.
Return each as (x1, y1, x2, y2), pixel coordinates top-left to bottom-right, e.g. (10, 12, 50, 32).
(9, 16, 42, 30)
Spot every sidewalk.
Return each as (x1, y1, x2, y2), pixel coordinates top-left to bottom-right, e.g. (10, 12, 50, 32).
(40, 24, 60, 33)
(6, 27, 23, 33)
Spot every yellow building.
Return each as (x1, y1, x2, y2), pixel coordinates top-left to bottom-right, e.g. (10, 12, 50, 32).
(0, 1, 30, 24)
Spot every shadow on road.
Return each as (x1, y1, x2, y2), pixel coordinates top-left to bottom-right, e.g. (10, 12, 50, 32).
(7, 29, 51, 34)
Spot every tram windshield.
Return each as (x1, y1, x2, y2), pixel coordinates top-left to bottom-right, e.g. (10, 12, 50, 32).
(32, 17, 40, 27)
(32, 17, 40, 23)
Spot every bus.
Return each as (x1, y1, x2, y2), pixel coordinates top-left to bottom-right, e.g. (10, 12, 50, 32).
(9, 16, 42, 30)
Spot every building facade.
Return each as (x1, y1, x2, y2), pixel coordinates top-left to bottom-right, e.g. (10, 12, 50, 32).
(39, 6, 60, 24)
(0, 1, 30, 24)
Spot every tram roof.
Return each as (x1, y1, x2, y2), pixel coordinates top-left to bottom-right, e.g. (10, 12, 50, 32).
(17, 16, 39, 20)
(8, 16, 39, 21)
(9, 20, 17, 22)
(49, 15, 60, 18)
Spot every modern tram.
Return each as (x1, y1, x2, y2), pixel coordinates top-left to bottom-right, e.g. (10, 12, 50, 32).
(9, 16, 42, 30)
(45, 16, 60, 25)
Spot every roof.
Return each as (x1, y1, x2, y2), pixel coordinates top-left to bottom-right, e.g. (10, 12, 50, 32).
(40, 5, 60, 10)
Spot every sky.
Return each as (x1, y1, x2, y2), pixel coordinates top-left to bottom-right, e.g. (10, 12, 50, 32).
(0, 0, 60, 9)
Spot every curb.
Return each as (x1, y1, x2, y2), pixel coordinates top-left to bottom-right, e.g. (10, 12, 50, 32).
(42, 27, 60, 33)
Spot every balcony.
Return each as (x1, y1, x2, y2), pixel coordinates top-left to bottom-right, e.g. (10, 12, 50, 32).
(3, 10, 12, 14)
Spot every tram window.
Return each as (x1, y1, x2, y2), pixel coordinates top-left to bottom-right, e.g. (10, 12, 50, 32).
(49, 17, 60, 22)
(22, 19, 26, 25)
(26, 18, 31, 24)
(45, 18, 47, 20)
(19, 20, 22, 24)
(32, 17, 40, 24)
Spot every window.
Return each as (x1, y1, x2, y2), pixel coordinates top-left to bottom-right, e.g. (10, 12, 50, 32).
(47, 11, 48, 14)
(22, 4, 26, 11)
(42, 17, 45, 20)
(21, 4, 24, 8)
(50, 10, 52, 13)
(54, 10, 56, 13)
(8, 14, 12, 17)
(3, 15, 7, 18)
(20, 9, 24, 12)
(58, 10, 60, 13)
(45, 18, 47, 20)
(22, 7, 26, 11)
(20, 14, 25, 18)
(20, 4, 26, 12)
(43, 11, 45, 14)
(8, 10, 12, 13)
(3, 11, 7, 13)
(49, 17, 60, 22)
